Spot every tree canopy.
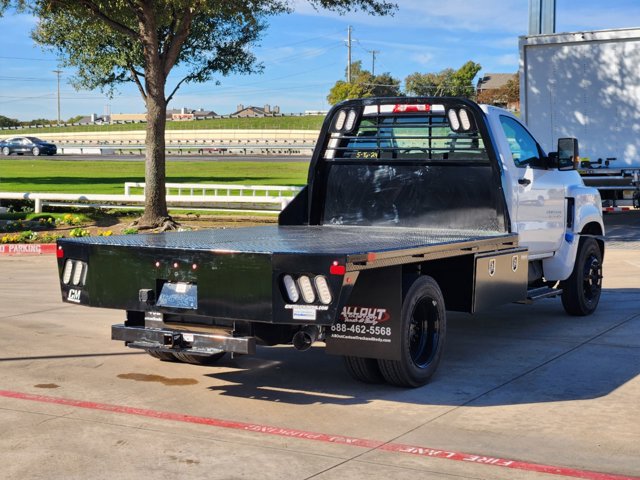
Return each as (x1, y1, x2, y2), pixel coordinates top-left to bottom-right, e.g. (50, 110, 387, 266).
(405, 61, 482, 98)
(477, 73, 520, 107)
(327, 61, 402, 105)
(0, 0, 396, 228)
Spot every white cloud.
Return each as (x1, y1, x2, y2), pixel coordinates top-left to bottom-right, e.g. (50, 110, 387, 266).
(291, 0, 528, 34)
(410, 52, 435, 66)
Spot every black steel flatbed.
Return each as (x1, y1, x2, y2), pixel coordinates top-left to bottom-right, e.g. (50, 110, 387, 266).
(62, 225, 518, 269)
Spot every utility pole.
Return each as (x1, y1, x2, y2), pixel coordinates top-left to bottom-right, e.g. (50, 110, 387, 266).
(53, 70, 62, 124)
(369, 49, 380, 75)
(528, 0, 556, 35)
(347, 26, 352, 83)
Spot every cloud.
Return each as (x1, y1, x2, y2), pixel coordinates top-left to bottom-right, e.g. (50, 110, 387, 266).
(410, 53, 435, 66)
(291, 0, 528, 34)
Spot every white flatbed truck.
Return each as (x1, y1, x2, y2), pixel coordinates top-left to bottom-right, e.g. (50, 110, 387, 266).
(56, 97, 604, 387)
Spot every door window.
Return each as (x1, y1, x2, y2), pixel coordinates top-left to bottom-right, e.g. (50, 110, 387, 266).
(499, 116, 544, 168)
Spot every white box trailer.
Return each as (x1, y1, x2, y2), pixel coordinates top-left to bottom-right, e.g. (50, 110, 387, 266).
(520, 28, 640, 206)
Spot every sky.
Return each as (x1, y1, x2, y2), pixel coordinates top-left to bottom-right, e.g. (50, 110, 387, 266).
(0, 0, 639, 121)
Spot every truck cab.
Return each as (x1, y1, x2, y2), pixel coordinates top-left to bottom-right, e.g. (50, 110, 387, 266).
(482, 105, 604, 289)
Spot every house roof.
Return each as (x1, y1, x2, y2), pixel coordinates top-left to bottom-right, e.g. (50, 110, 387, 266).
(232, 106, 268, 115)
(167, 108, 217, 117)
(477, 73, 516, 90)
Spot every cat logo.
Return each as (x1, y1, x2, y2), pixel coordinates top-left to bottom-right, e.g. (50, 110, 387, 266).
(67, 289, 82, 303)
(488, 258, 496, 277)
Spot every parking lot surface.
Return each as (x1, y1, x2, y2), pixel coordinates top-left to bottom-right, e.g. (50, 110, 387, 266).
(1, 214, 639, 480)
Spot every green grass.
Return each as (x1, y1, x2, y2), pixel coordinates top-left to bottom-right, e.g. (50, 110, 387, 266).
(2, 115, 325, 135)
(0, 159, 309, 194)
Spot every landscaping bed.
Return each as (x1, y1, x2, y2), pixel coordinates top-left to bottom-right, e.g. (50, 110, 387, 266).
(0, 210, 277, 245)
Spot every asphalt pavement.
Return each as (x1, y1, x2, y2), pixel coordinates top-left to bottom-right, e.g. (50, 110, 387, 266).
(0, 213, 638, 480)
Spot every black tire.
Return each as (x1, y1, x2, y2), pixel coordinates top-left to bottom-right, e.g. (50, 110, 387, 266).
(173, 351, 225, 365)
(32, 147, 40, 156)
(1, 147, 9, 156)
(145, 349, 178, 362)
(343, 356, 385, 384)
(378, 276, 447, 388)
(561, 237, 603, 316)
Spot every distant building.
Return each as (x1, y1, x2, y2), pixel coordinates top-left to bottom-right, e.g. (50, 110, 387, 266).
(476, 73, 520, 111)
(111, 113, 147, 122)
(75, 113, 110, 124)
(232, 104, 281, 117)
(168, 107, 217, 121)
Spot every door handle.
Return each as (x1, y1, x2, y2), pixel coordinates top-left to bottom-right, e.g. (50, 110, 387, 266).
(518, 178, 531, 186)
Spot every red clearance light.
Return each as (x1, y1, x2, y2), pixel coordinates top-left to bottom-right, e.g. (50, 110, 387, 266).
(329, 261, 346, 276)
(393, 104, 431, 113)
(56, 246, 64, 259)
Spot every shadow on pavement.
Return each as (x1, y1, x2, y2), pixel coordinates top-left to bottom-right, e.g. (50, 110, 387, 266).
(203, 290, 639, 407)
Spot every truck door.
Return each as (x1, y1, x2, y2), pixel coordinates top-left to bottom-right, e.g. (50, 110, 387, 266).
(498, 115, 565, 256)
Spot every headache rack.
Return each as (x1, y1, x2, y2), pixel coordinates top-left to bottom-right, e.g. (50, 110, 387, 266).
(323, 101, 491, 164)
(304, 97, 508, 232)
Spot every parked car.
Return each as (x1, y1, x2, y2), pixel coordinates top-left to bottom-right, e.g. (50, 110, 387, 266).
(0, 136, 57, 156)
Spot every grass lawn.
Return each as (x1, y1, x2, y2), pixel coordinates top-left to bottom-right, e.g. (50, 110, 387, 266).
(0, 159, 309, 194)
(2, 115, 325, 135)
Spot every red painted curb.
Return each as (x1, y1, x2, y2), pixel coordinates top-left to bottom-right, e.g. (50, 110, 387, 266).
(0, 243, 57, 256)
(0, 390, 636, 480)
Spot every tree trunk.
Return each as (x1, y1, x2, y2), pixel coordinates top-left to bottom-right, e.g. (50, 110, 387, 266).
(137, 91, 170, 228)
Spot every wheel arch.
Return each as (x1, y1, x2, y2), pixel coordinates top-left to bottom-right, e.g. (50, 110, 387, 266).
(580, 221, 605, 260)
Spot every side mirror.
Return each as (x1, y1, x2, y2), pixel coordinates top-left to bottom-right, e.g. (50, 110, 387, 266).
(557, 137, 579, 171)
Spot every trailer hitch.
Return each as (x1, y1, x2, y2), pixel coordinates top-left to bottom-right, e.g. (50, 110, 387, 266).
(163, 332, 183, 348)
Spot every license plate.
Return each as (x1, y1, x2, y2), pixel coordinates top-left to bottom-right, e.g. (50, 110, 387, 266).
(156, 282, 198, 310)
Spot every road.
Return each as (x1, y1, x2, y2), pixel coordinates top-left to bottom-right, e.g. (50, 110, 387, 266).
(0, 214, 639, 480)
(0, 153, 312, 162)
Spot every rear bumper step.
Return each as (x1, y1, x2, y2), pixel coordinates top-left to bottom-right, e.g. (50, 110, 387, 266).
(112, 324, 256, 355)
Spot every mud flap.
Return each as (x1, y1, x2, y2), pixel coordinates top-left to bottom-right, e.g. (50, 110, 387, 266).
(325, 266, 402, 361)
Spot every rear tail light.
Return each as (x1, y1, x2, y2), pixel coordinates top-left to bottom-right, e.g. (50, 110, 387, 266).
(281, 274, 334, 305)
(62, 259, 88, 286)
(72, 260, 85, 285)
(314, 276, 332, 305)
(297, 276, 316, 304)
(283, 275, 300, 303)
(62, 259, 74, 284)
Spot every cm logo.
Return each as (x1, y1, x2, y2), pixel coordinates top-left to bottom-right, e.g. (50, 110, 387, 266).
(67, 289, 82, 303)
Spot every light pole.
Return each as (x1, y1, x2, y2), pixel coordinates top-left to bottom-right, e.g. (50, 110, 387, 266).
(53, 70, 62, 124)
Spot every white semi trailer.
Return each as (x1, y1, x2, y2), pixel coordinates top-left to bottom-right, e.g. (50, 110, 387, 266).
(520, 28, 640, 207)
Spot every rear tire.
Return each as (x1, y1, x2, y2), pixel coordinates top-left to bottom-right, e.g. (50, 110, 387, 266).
(343, 356, 385, 384)
(173, 351, 225, 365)
(32, 147, 40, 156)
(145, 349, 178, 362)
(378, 276, 446, 388)
(1, 147, 9, 156)
(561, 237, 603, 316)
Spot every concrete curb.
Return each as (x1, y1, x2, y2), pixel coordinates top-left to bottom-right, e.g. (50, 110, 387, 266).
(0, 244, 57, 256)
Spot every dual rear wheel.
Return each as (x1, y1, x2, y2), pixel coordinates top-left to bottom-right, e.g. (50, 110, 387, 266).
(343, 276, 447, 388)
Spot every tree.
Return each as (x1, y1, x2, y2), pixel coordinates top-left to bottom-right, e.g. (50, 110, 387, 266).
(405, 61, 481, 99)
(1, 1, 396, 229)
(0, 115, 20, 128)
(477, 73, 520, 108)
(327, 61, 402, 105)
